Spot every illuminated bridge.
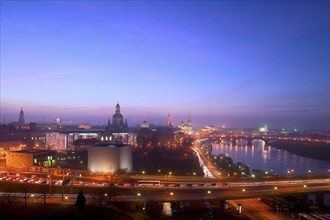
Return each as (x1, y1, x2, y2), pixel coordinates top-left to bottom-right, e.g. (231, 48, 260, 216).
(111, 177, 330, 202)
(206, 134, 330, 145)
(1, 176, 329, 205)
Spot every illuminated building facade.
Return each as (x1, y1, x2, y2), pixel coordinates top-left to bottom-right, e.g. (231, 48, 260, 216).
(78, 123, 92, 129)
(6, 149, 56, 168)
(178, 115, 194, 135)
(259, 125, 269, 133)
(140, 120, 150, 129)
(73, 138, 99, 151)
(46, 132, 67, 151)
(88, 144, 132, 173)
(200, 125, 219, 135)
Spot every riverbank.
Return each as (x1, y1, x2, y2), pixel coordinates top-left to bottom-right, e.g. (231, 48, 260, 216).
(269, 141, 330, 163)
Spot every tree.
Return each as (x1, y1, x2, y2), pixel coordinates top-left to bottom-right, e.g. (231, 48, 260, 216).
(75, 190, 86, 210)
(18, 183, 30, 207)
(103, 170, 127, 206)
(38, 185, 51, 207)
(145, 201, 163, 219)
(2, 184, 17, 207)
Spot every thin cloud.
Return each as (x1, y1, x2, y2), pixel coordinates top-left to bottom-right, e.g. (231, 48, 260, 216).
(2, 70, 82, 83)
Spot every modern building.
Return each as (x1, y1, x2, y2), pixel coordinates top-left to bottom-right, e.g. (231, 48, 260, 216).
(6, 149, 56, 168)
(73, 138, 99, 151)
(88, 144, 132, 173)
(46, 132, 67, 151)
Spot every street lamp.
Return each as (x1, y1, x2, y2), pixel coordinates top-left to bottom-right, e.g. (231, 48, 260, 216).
(207, 190, 211, 194)
(170, 192, 174, 196)
(287, 169, 294, 184)
(137, 193, 141, 196)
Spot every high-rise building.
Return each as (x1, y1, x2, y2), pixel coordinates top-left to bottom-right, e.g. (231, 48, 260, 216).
(18, 108, 25, 126)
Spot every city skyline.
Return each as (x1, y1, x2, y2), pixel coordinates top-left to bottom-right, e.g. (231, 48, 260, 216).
(1, 1, 329, 130)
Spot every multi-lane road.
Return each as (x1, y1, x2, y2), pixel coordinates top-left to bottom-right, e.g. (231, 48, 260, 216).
(2, 176, 328, 202)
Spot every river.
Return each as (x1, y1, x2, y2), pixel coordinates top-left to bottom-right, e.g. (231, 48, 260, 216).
(211, 140, 330, 206)
(211, 140, 330, 176)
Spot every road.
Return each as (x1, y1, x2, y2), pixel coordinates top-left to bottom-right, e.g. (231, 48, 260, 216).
(229, 199, 292, 220)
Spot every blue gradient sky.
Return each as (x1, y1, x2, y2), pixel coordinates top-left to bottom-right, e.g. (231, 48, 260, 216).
(1, 1, 329, 129)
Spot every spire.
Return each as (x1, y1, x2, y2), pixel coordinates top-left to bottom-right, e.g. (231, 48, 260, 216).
(188, 114, 192, 124)
(115, 102, 120, 113)
(18, 108, 25, 125)
(167, 113, 172, 127)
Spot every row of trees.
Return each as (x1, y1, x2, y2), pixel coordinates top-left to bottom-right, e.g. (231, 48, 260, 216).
(0, 171, 127, 208)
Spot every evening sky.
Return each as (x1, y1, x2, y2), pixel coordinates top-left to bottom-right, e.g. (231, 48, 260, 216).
(1, 1, 329, 129)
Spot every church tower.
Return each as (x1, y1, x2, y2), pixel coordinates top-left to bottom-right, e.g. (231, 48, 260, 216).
(167, 113, 172, 127)
(187, 115, 192, 128)
(18, 108, 25, 125)
(187, 115, 193, 135)
(111, 102, 124, 130)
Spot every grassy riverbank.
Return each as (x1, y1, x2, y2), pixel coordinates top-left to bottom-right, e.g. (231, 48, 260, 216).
(269, 141, 330, 163)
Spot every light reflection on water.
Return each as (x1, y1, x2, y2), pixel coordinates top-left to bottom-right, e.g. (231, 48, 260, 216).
(211, 140, 330, 176)
(211, 140, 330, 207)
(162, 202, 172, 216)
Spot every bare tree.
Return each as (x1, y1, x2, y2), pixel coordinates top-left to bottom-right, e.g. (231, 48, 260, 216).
(93, 188, 106, 206)
(2, 184, 17, 207)
(103, 170, 128, 206)
(145, 201, 163, 219)
(38, 185, 51, 207)
(18, 183, 30, 207)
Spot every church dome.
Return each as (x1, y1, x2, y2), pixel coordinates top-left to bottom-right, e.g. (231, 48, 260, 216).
(111, 103, 124, 127)
(140, 120, 149, 128)
(112, 112, 124, 126)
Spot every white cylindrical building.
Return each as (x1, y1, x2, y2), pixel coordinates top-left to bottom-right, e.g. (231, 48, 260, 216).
(88, 144, 132, 173)
(119, 145, 132, 172)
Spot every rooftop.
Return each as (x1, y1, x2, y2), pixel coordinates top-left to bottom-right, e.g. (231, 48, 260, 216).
(11, 149, 55, 154)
